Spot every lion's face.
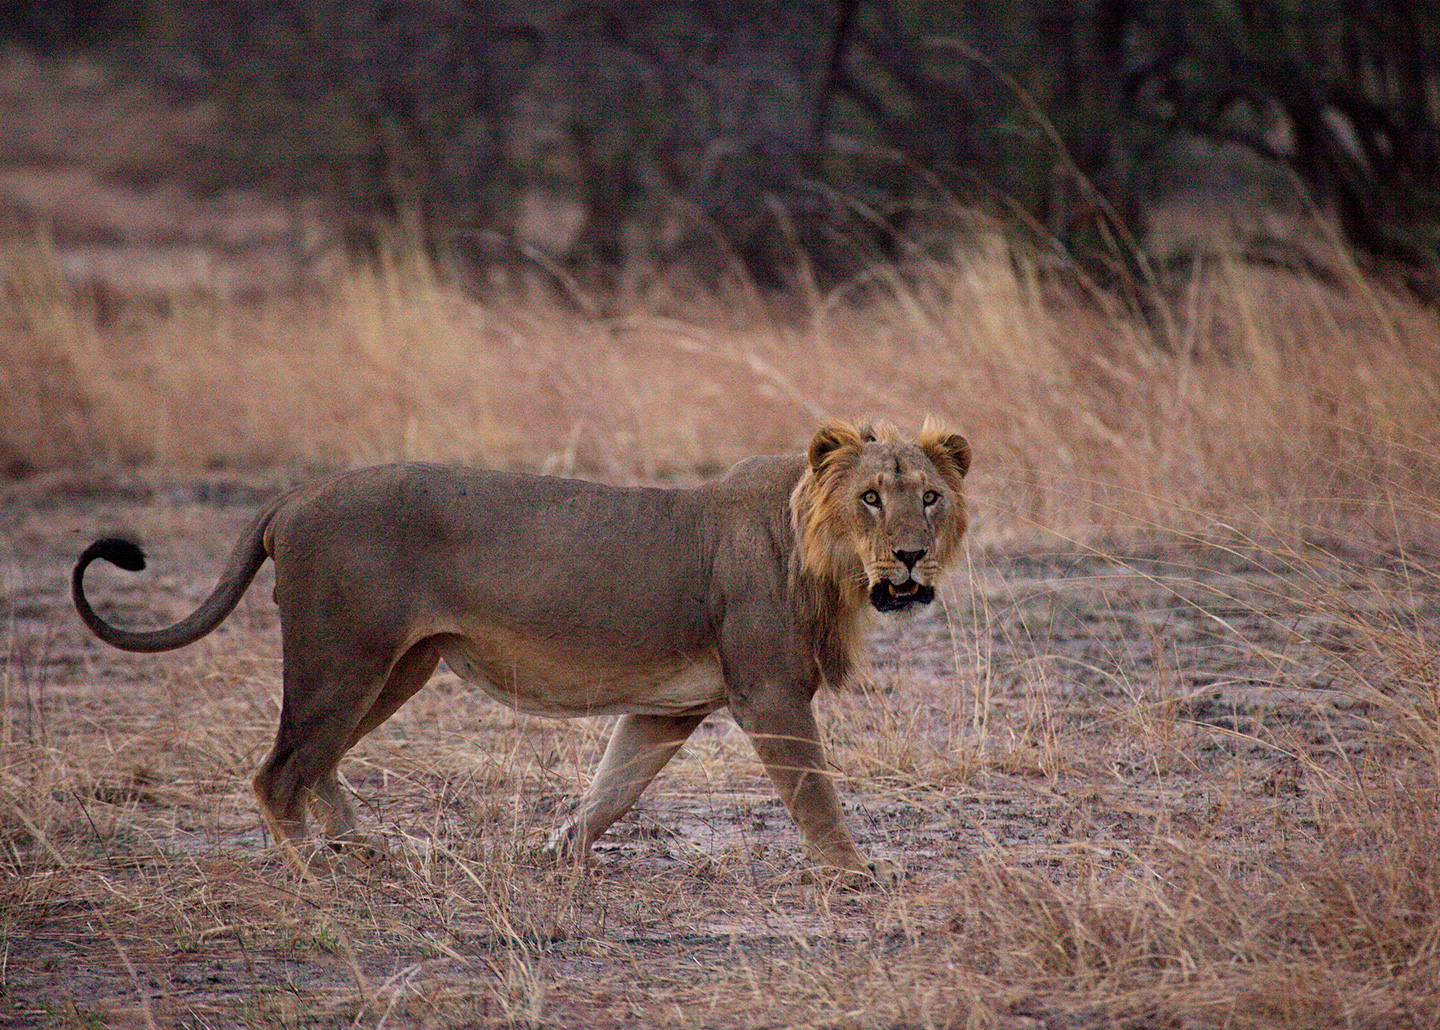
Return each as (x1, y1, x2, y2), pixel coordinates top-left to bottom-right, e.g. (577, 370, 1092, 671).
(792, 419, 971, 613)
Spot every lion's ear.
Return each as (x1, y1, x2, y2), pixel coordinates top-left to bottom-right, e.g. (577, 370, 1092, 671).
(808, 421, 864, 472)
(941, 434, 972, 477)
(922, 427, 971, 479)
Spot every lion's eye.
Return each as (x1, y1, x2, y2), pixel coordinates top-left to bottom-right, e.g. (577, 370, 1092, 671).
(861, 490, 881, 508)
(922, 490, 940, 507)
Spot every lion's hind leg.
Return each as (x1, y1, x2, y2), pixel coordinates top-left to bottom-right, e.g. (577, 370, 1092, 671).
(306, 772, 361, 843)
(253, 633, 437, 866)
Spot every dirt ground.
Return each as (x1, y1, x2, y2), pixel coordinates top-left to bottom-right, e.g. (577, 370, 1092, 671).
(4, 472, 1433, 1029)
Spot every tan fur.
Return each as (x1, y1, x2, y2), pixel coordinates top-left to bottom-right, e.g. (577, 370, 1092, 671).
(72, 419, 970, 883)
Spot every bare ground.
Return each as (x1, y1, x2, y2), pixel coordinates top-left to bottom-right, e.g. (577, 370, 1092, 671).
(4, 474, 1436, 1029)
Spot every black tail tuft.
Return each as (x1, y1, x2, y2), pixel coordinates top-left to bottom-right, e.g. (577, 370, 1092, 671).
(81, 537, 147, 573)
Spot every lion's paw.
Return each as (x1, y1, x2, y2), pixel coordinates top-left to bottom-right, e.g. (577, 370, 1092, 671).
(865, 857, 904, 886)
(540, 822, 585, 866)
(802, 856, 904, 890)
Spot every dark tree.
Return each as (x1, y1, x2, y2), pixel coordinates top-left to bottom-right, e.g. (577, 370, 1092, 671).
(53, 0, 1440, 295)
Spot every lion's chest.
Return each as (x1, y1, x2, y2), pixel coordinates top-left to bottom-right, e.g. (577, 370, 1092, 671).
(438, 630, 726, 718)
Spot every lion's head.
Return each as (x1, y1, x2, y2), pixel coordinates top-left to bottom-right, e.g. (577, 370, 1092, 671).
(791, 418, 971, 613)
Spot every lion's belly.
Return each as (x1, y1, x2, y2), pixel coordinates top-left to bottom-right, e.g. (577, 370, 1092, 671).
(437, 631, 726, 718)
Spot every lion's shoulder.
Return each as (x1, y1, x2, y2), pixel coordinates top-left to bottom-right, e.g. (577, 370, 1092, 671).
(702, 453, 805, 491)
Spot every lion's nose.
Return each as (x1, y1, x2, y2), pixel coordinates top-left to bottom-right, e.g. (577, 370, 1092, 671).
(894, 549, 926, 571)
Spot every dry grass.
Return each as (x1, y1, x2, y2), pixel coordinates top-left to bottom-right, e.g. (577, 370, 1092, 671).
(6, 497, 1440, 1028)
(4, 210, 1440, 1027)
(5, 219, 1439, 543)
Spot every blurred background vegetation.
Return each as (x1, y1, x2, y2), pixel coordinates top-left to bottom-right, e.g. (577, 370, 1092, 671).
(4, 0, 1438, 301)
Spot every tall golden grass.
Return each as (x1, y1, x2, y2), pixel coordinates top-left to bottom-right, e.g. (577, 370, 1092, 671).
(5, 222, 1438, 545)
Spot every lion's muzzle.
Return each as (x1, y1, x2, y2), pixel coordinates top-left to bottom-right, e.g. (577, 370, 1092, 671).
(868, 579, 935, 612)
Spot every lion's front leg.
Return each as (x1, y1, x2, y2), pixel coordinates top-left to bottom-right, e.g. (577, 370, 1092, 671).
(545, 712, 705, 863)
(731, 694, 901, 886)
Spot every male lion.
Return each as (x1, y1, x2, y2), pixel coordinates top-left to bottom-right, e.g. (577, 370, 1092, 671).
(73, 418, 970, 883)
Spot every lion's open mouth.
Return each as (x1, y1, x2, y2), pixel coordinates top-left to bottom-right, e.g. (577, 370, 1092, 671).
(869, 579, 935, 612)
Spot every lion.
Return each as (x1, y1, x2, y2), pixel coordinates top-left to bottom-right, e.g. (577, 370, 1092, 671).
(72, 418, 971, 883)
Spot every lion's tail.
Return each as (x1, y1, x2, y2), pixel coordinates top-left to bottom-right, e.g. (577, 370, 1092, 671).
(72, 505, 275, 654)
